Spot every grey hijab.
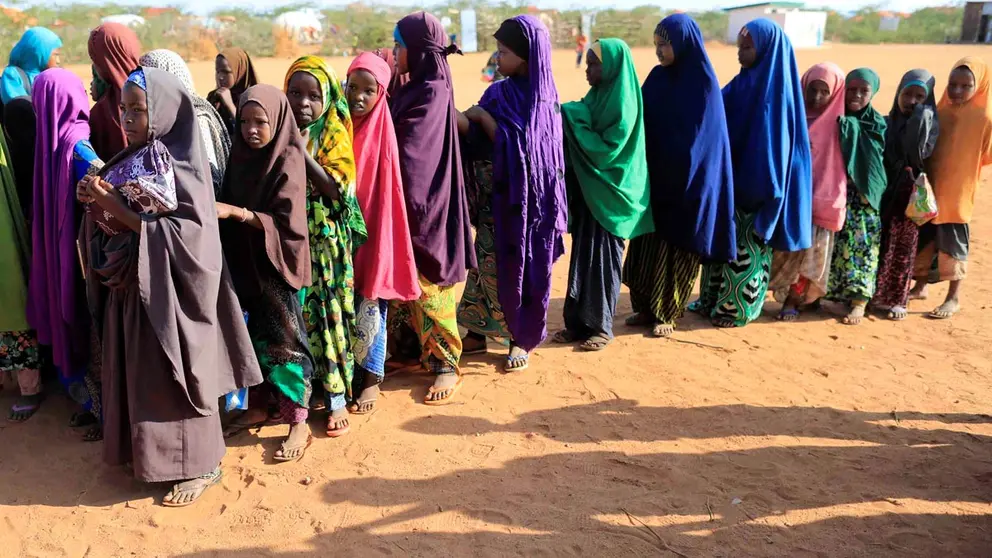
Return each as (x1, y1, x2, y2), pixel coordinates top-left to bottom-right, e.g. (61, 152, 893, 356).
(884, 68, 939, 175)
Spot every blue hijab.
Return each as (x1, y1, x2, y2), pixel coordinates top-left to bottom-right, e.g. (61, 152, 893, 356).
(1, 27, 61, 104)
(642, 14, 736, 262)
(722, 19, 812, 252)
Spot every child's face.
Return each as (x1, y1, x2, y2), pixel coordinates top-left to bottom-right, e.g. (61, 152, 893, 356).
(120, 82, 149, 146)
(804, 79, 831, 113)
(897, 85, 927, 114)
(394, 44, 409, 74)
(654, 34, 675, 67)
(495, 40, 526, 78)
(215, 56, 234, 89)
(585, 50, 603, 87)
(346, 69, 380, 119)
(947, 67, 977, 105)
(845, 78, 873, 112)
(239, 102, 273, 149)
(286, 71, 324, 128)
(736, 31, 756, 69)
(47, 48, 61, 69)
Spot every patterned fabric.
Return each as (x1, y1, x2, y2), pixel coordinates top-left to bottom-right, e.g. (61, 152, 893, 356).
(690, 211, 772, 327)
(458, 160, 511, 343)
(391, 274, 462, 374)
(873, 171, 919, 308)
(90, 139, 176, 236)
(353, 297, 388, 378)
(125, 68, 146, 90)
(72, 140, 103, 182)
(622, 233, 701, 326)
(769, 226, 836, 303)
(0, 330, 38, 374)
(826, 188, 882, 302)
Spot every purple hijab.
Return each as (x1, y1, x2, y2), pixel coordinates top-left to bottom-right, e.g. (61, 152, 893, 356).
(392, 12, 475, 286)
(477, 15, 566, 351)
(27, 68, 91, 373)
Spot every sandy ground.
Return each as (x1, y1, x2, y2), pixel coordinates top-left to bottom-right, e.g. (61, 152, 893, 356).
(3, 44, 992, 557)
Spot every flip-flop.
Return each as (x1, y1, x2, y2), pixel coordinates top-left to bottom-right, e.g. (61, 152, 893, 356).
(551, 329, 579, 344)
(624, 313, 654, 327)
(651, 323, 675, 338)
(349, 386, 380, 415)
(776, 308, 801, 321)
(69, 411, 97, 428)
(8, 402, 41, 423)
(505, 352, 529, 372)
(162, 468, 223, 508)
(82, 425, 103, 442)
(579, 334, 610, 352)
(461, 337, 489, 356)
(326, 415, 351, 438)
(222, 418, 266, 439)
(273, 434, 313, 462)
(424, 376, 464, 406)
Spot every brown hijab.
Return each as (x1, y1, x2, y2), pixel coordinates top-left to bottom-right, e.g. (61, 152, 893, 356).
(87, 22, 140, 161)
(219, 84, 310, 297)
(211, 48, 258, 101)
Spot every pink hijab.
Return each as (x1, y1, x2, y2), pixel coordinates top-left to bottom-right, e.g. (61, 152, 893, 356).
(347, 52, 421, 301)
(802, 62, 848, 232)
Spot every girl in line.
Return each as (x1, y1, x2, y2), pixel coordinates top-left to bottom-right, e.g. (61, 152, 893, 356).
(284, 56, 366, 437)
(623, 14, 735, 338)
(873, 70, 938, 320)
(910, 57, 992, 319)
(770, 62, 846, 320)
(0, 27, 61, 105)
(217, 85, 315, 461)
(824, 68, 887, 325)
(140, 49, 231, 196)
(87, 22, 141, 161)
(345, 52, 420, 412)
(457, 15, 567, 370)
(690, 19, 812, 328)
(554, 38, 653, 351)
(391, 12, 475, 405)
(79, 67, 260, 506)
(209, 48, 259, 135)
(27, 70, 104, 427)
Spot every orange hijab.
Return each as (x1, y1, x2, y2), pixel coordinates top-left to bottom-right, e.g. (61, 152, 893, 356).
(930, 56, 992, 224)
(347, 52, 420, 301)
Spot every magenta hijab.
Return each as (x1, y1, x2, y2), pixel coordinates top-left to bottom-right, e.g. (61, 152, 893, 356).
(27, 68, 92, 373)
(802, 62, 848, 232)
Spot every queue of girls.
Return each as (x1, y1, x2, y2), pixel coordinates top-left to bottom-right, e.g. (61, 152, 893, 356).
(0, 12, 987, 507)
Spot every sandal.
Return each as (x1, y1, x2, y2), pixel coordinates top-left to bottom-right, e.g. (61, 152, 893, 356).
(776, 307, 801, 322)
(349, 384, 380, 415)
(712, 317, 738, 328)
(162, 468, 223, 507)
(424, 375, 463, 406)
(8, 397, 42, 423)
(551, 329, 579, 344)
(274, 433, 313, 462)
(651, 323, 675, 338)
(579, 334, 610, 352)
(624, 313, 654, 327)
(326, 411, 351, 438)
(82, 425, 103, 442)
(928, 300, 960, 320)
(461, 334, 489, 356)
(504, 347, 529, 372)
(69, 411, 97, 428)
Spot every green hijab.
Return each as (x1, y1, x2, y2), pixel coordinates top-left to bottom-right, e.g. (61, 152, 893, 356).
(838, 68, 888, 210)
(561, 38, 653, 240)
(0, 132, 30, 332)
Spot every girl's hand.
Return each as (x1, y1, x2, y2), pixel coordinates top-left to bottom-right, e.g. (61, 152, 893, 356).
(87, 178, 121, 210)
(76, 175, 96, 203)
(215, 87, 234, 106)
(215, 202, 236, 220)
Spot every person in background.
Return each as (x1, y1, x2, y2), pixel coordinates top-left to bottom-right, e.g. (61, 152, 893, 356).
(769, 62, 846, 320)
(553, 38, 653, 351)
(28, 69, 104, 430)
(284, 55, 366, 438)
(872, 69, 938, 320)
(3, 98, 36, 222)
(0, 27, 62, 106)
(87, 23, 141, 161)
(623, 14, 736, 338)
(690, 19, 812, 328)
(481, 50, 502, 83)
(208, 48, 259, 135)
(373, 47, 408, 100)
(909, 57, 992, 319)
(78, 67, 260, 506)
(391, 12, 475, 405)
(345, 52, 420, 412)
(457, 15, 567, 371)
(575, 29, 588, 69)
(217, 85, 315, 462)
(140, 49, 231, 196)
(824, 68, 887, 325)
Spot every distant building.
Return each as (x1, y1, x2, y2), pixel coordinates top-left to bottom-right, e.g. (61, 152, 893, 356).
(724, 2, 827, 48)
(962, 2, 992, 43)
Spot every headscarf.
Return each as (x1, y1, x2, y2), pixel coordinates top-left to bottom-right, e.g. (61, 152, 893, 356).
(140, 49, 231, 195)
(211, 48, 258, 101)
(838, 68, 887, 210)
(346, 52, 420, 301)
(219, 85, 311, 296)
(0, 131, 30, 333)
(87, 23, 141, 161)
(802, 62, 848, 232)
(884, 69, 938, 179)
(722, 19, 812, 252)
(929, 57, 992, 225)
(392, 12, 475, 286)
(84, 66, 261, 414)
(493, 19, 529, 61)
(1, 27, 61, 104)
(475, 15, 566, 352)
(3, 98, 36, 221)
(642, 14, 735, 262)
(27, 68, 91, 374)
(561, 38, 653, 240)
(373, 47, 408, 99)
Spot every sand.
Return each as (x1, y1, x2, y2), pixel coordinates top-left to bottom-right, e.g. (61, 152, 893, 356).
(2, 44, 992, 557)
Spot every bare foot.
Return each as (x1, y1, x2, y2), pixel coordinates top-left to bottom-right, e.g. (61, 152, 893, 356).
(651, 323, 674, 338)
(162, 467, 223, 507)
(351, 384, 380, 414)
(625, 312, 654, 327)
(887, 306, 908, 321)
(843, 303, 867, 325)
(326, 407, 350, 437)
(274, 422, 312, 461)
(908, 282, 928, 300)
(425, 373, 462, 405)
(929, 298, 960, 319)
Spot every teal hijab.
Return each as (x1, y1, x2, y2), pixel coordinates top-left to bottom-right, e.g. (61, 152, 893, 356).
(1, 27, 61, 104)
(561, 38, 653, 240)
(838, 67, 888, 209)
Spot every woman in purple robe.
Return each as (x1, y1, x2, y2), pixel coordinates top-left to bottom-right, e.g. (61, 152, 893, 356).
(457, 15, 567, 372)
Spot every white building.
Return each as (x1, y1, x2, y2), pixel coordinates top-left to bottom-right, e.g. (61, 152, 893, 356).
(725, 2, 827, 49)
